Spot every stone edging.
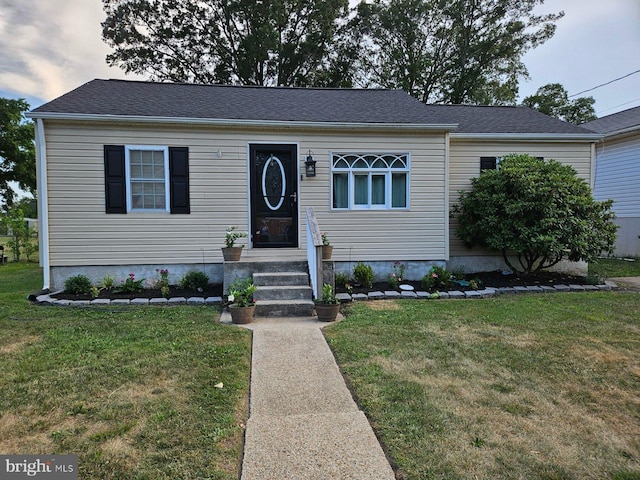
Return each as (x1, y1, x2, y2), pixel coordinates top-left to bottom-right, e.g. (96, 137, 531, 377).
(336, 281, 616, 302)
(33, 292, 223, 307)
(32, 281, 617, 307)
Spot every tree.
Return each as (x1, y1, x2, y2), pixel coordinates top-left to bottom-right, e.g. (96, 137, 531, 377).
(352, 0, 563, 104)
(0, 206, 38, 262)
(522, 83, 596, 124)
(0, 98, 35, 208)
(452, 154, 617, 275)
(102, 0, 351, 87)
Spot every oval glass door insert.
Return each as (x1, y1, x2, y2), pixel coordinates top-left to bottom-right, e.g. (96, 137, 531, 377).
(262, 155, 286, 211)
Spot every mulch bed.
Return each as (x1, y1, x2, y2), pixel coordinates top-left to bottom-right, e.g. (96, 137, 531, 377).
(51, 284, 224, 301)
(338, 270, 592, 295)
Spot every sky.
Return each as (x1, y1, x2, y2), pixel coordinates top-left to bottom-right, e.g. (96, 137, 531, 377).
(0, 0, 639, 118)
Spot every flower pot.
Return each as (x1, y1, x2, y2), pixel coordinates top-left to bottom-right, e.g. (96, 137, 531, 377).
(222, 247, 243, 261)
(322, 245, 333, 260)
(229, 304, 255, 324)
(314, 303, 340, 322)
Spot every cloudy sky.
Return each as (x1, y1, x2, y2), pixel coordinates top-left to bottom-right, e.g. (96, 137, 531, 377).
(1, 0, 639, 118)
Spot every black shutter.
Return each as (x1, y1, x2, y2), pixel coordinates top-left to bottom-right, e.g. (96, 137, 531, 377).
(104, 145, 126, 214)
(169, 147, 190, 214)
(480, 156, 497, 172)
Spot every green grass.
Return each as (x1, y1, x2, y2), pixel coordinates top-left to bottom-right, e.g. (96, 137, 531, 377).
(590, 257, 640, 278)
(325, 296, 640, 480)
(0, 263, 251, 479)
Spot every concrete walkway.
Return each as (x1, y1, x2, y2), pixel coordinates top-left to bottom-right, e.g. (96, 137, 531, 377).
(221, 313, 395, 480)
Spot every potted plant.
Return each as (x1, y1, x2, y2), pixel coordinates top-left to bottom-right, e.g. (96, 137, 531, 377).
(227, 277, 257, 324)
(314, 283, 340, 322)
(222, 226, 248, 261)
(321, 232, 333, 260)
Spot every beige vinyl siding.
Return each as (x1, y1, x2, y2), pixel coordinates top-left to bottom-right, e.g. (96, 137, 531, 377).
(449, 139, 594, 257)
(43, 121, 447, 266)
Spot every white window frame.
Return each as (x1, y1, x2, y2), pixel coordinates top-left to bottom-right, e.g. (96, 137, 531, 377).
(330, 152, 410, 210)
(125, 145, 170, 212)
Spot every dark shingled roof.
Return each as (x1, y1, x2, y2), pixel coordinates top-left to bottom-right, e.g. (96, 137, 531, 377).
(581, 106, 640, 135)
(30, 79, 596, 135)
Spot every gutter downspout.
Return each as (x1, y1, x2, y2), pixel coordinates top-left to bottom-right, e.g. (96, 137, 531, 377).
(444, 131, 450, 261)
(34, 119, 50, 290)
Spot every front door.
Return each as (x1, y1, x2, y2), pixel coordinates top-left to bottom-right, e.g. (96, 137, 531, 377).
(250, 144, 298, 248)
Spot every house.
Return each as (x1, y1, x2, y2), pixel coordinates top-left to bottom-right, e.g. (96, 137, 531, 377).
(582, 106, 640, 257)
(27, 79, 600, 292)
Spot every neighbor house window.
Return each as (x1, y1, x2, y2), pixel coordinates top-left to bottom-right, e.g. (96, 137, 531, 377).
(331, 153, 409, 209)
(126, 146, 169, 211)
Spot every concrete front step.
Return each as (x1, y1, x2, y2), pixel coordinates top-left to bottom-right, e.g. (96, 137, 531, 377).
(255, 300, 315, 317)
(253, 272, 310, 287)
(255, 285, 313, 301)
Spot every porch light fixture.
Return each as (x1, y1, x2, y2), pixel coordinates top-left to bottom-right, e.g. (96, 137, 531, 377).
(304, 151, 317, 177)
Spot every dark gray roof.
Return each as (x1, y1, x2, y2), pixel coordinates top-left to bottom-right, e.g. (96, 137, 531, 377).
(581, 106, 640, 135)
(30, 79, 596, 135)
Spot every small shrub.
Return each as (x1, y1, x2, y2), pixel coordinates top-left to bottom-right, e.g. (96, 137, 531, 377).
(99, 274, 115, 290)
(353, 262, 374, 288)
(114, 273, 144, 293)
(335, 272, 350, 288)
(64, 274, 93, 295)
(387, 261, 406, 289)
(179, 270, 209, 291)
(584, 273, 604, 285)
(421, 266, 452, 291)
(469, 278, 482, 290)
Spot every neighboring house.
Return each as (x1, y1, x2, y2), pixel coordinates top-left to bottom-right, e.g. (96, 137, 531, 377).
(582, 106, 640, 257)
(28, 79, 600, 291)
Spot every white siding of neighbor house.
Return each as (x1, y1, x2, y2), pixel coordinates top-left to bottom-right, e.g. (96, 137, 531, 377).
(593, 133, 640, 217)
(42, 120, 448, 267)
(448, 139, 594, 257)
(593, 132, 640, 256)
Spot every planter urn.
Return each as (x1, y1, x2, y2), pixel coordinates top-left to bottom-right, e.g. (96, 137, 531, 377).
(229, 305, 255, 324)
(314, 303, 340, 322)
(322, 245, 333, 260)
(222, 246, 243, 261)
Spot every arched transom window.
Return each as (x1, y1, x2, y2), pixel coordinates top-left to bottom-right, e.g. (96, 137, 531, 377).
(331, 153, 409, 210)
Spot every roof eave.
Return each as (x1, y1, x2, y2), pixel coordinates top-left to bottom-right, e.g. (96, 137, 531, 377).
(450, 132, 602, 142)
(598, 125, 640, 138)
(26, 112, 458, 132)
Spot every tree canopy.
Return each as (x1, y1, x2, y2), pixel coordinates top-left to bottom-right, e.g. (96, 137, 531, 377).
(0, 98, 35, 209)
(522, 83, 597, 124)
(352, 0, 562, 104)
(102, 0, 352, 87)
(452, 154, 617, 275)
(102, 0, 564, 104)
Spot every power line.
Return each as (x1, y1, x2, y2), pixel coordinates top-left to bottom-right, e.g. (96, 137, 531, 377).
(596, 97, 640, 116)
(569, 69, 640, 97)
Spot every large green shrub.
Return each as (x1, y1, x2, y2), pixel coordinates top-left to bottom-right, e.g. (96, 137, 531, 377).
(452, 154, 618, 275)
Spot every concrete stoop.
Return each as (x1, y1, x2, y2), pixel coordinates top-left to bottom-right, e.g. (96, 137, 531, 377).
(253, 270, 315, 317)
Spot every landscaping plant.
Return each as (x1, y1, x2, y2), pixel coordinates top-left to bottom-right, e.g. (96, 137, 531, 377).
(63, 274, 93, 295)
(353, 261, 374, 288)
(452, 154, 618, 275)
(114, 273, 144, 293)
(421, 265, 452, 291)
(179, 269, 209, 292)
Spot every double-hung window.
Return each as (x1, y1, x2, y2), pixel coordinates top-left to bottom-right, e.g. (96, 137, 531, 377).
(331, 153, 409, 210)
(104, 145, 190, 214)
(126, 146, 170, 211)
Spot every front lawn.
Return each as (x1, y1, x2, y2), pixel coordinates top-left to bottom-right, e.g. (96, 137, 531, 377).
(0, 263, 251, 479)
(325, 295, 640, 480)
